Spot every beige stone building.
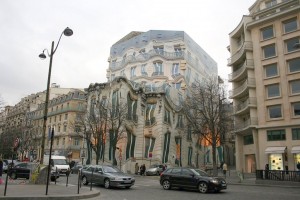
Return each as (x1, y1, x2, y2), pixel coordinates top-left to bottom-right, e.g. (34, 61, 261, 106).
(29, 89, 86, 162)
(228, 0, 300, 172)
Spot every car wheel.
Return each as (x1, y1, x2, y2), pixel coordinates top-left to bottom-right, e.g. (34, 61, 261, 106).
(104, 179, 110, 189)
(10, 172, 17, 180)
(162, 180, 171, 190)
(82, 176, 89, 185)
(198, 182, 208, 193)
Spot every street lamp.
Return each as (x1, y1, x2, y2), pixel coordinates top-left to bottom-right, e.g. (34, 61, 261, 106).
(39, 27, 73, 165)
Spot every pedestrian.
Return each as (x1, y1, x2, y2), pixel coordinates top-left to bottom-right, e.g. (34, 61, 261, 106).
(135, 163, 139, 175)
(222, 162, 228, 178)
(140, 164, 146, 176)
(0, 158, 3, 184)
(265, 163, 269, 179)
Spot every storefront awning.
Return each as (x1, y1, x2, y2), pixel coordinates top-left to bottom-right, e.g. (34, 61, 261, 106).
(265, 146, 286, 154)
(291, 146, 300, 154)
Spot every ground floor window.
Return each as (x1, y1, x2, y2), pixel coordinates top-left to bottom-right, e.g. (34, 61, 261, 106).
(269, 154, 284, 170)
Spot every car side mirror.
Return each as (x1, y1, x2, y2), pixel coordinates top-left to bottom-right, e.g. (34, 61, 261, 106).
(98, 170, 103, 174)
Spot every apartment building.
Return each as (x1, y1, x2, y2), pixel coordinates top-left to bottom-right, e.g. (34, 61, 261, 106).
(29, 89, 86, 161)
(228, 0, 300, 172)
(106, 30, 218, 88)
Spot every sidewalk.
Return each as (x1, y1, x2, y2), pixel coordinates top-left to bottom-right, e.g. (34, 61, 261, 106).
(0, 183, 100, 200)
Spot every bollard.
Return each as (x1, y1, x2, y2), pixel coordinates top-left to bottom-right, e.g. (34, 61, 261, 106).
(77, 170, 80, 194)
(66, 169, 71, 187)
(90, 170, 94, 191)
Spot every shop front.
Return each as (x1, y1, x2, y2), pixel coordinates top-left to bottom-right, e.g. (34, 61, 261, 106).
(265, 146, 287, 170)
(291, 146, 300, 170)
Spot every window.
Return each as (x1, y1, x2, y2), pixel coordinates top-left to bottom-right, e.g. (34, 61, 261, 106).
(283, 18, 298, 33)
(187, 126, 192, 140)
(290, 80, 300, 94)
(74, 138, 80, 146)
(261, 26, 274, 40)
(285, 37, 300, 52)
(292, 102, 300, 116)
(186, 68, 191, 83)
(244, 135, 254, 145)
(141, 64, 147, 75)
(175, 137, 182, 166)
(130, 67, 136, 78)
(126, 132, 136, 159)
(59, 115, 62, 121)
(112, 91, 119, 117)
(265, 0, 276, 8)
(177, 115, 184, 128)
(263, 44, 276, 58)
(292, 128, 300, 140)
(266, 84, 280, 98)
(120, 70, 125, 76)
(172, 63, 179, 76)
(174, 47, 182, 57)
(267, 129, 286, 141)
(145, 104, 156, 126)
(164, 109, 171, 124)
(127, 93, 137, 121)
(264, 63, 278, 77)
(58, 125, 61, 132)
(63, 125, 67, 132)
(288, 58, 300, 73)
(61, 105, 63, 110)
(268, 105, 282, 118)
(188, 147, 193, 166)
(62, 138, 65, 145)
(54, 116, 57, 122)
(64, 114, 68, 120)
(162, 132, 171, 163)
(154, 46, 164, 55)
(56, 138, 59, 146)
(153, 62, 163, 76)
(144, 137, 155, 158)
(174, 82, 181, 90)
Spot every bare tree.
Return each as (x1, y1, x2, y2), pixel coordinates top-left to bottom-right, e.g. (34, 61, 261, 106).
(183, 77, 231, 175)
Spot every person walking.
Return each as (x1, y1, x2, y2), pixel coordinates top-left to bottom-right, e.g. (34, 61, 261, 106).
(222, 162, 228, 178)
(135, 163, 139, 175)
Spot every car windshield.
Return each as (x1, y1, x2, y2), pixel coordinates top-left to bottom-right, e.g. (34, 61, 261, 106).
(191, 169, 209, 177)
(53, 159, 68, 165)
(103, 166, 121, 173)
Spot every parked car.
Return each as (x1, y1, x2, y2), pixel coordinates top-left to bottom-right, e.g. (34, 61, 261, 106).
(81, 165, 135, 189)
(8, 162, 38, 179)
(160, 167, 227, 193)
(3, 162, 8, 173)
(146, 164, 164, 176)
(7, 162, 59, 181)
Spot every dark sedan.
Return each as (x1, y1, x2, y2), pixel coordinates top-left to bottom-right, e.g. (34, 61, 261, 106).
(81, 165, 135, 189)
(8, 162, 38, 179)
(160, 167, 227, 193)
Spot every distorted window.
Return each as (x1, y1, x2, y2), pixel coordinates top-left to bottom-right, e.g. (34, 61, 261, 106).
(130, 67, 136, 78)
(292, 128, 300, 140)
(243, 135, 254, 145)
(172, 63, 179, 76)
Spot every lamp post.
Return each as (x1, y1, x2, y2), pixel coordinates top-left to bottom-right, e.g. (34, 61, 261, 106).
(39, 27, 73, 165)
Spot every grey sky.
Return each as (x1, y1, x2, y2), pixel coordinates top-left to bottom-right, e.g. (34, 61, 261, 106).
(0, 0, 254, 105)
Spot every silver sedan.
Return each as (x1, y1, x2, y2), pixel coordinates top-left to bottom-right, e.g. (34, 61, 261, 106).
(81, 165, 135, 189)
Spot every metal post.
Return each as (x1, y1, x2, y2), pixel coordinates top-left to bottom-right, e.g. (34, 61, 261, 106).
(40, 41, 54, 165)
(46, 128, 54, 195)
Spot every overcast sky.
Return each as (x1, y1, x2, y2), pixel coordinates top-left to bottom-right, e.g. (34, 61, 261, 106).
(0, 0, 254, 106)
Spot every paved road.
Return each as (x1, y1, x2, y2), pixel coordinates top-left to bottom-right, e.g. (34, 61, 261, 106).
(69, 175, 299, 200)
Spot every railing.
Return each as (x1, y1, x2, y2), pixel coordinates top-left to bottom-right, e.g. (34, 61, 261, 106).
(228, 59, 254, 81)
(256, 170, 300, 182)
(229, 78, 256, 98)
(109, 50, 184, 71)
(227, 41, 253, 65)
(233, 97, 257, 114)
(234, 117, 258, 131)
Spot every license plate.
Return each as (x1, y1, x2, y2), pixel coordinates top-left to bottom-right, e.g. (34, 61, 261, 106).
(124, 180, 131, 183)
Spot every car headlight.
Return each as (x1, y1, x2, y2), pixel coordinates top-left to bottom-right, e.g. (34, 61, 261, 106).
(211, 179, 219, 184)
(111, 177, 123, 181)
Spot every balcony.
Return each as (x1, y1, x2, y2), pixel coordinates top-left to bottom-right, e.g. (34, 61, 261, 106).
(227, 41, 253, 66)
(109, 50, 184, 71)
(228, 59, 254, 82)
(229, 78, 256, 99)
(234, 117, 258, 133)
(233, 97, 257, 116)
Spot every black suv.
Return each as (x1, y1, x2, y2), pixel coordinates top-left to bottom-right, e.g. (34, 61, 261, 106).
(160, 167, 227, 193)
